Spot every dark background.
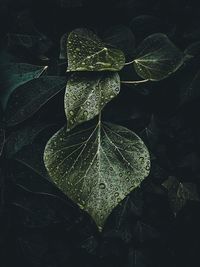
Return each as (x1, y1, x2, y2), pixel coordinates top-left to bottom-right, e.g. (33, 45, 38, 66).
(1, 0, 200, 266)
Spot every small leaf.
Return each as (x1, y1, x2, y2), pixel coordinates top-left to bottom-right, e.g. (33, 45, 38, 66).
(44, 121, 150, 230)
(133, 33, 184, 81)
(65, 72, 120, 130)
(0, 63, 47, 109)
(162, 176, 199, 214)
(67, 28, 125, 71)
(5, 76, 67, 126)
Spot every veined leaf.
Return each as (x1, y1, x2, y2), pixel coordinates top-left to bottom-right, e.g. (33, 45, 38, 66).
(5, 76, 67, 126)
(44, 121, 150, 230)
(67, 28, 125, 72)
(65, 72, 120, 130)
(0, 63, 47, 109)
(133, 33, 184, 81)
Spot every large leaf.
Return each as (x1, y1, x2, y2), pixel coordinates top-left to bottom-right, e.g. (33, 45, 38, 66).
(5, 76, 67, 126)
(67, 28, 125, 72)
(0, 63, 48, 109)
(133, 33, 184, 81)
(44, 121, 150, 230)
(65, 72, 120, 130)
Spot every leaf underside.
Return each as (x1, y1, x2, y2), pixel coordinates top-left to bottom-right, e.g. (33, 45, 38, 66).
(67, 28, 125, 72)
(65, 72, 120, 130)
(44, 121, 150, 230)
(134, 33, 184, 81)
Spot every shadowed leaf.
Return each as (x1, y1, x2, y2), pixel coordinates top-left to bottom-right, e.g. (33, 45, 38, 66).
(0, 63, 47, 109)
(5, 76, 67, 126)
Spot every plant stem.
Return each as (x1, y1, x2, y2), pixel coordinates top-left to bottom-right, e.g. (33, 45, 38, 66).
(124, 59, 135, 65)
(121, 79, 149, 84)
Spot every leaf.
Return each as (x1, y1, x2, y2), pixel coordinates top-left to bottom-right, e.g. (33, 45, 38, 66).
(5, 76, 67, 126)
(44, 121, 150, 230)
(0, 63, 48, 109)
(5, 122, 53, 158)
(65, 72, 120, 130)
(59, 33, 69, 59)
(133, 33, 184, 81)
(67, 28, 125, 72)
(13, 125, 59, 181)
(0, 124, 5, 156)
(162, 176, 199, 214)
(103, 25, 135, 56)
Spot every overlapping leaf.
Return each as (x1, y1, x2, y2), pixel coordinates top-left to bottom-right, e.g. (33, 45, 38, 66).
(44, 121, 150, 230)
(65, 72, 120, 130)
(67, 28, 125, 71)
(0, 63, 47, 109)
(133, 33, 184, 81)
(5, 76, 67, 126)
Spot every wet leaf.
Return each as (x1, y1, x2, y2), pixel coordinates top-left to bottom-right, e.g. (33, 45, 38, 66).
(162, 176, 199, 214)
(133, 33, 184, 81)
(67, 28, 125, 72)
(0, 63, 47, 109)
(5, 76, 67, 126)
(65, 72, 120, 130)
(44, 121, 150, 230)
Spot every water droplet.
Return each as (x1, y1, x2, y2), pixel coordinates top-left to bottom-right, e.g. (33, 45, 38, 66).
(99, 183, 106, 189)
(114, 192, 119, 197)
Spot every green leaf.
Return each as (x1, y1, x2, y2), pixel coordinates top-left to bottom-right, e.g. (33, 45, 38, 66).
(0, 63, 48, 109)
(44, 121, 150, 230)
(67, 28, 125, 72)
(65, 72, 120, 130)
(133, 33, 184, 81)
(5, 76, 67, 126)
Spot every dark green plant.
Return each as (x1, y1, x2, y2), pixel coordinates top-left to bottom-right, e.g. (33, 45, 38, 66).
(42, 28, 184, 231)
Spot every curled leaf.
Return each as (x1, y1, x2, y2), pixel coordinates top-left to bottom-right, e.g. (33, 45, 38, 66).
(65, 72, 120, 130)
(67, 28, 125, 72)
(44, 121, 150, 230)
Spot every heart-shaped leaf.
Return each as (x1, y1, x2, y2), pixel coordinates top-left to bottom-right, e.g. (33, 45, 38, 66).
(67, 28, 125, 72)
(65, 72, 120, 130)
(44, 121, 150, 230)
(5, 76, 67, 126)
(0, 63, 47, 109)
(133, 33, 184, 81)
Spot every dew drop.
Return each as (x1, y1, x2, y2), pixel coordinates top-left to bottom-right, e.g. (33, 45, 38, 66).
(99, 183, 106, 189)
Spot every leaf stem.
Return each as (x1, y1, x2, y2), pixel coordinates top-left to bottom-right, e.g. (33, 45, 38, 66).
(124, 59, 135, 65)
(121, 79, 149, 84)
